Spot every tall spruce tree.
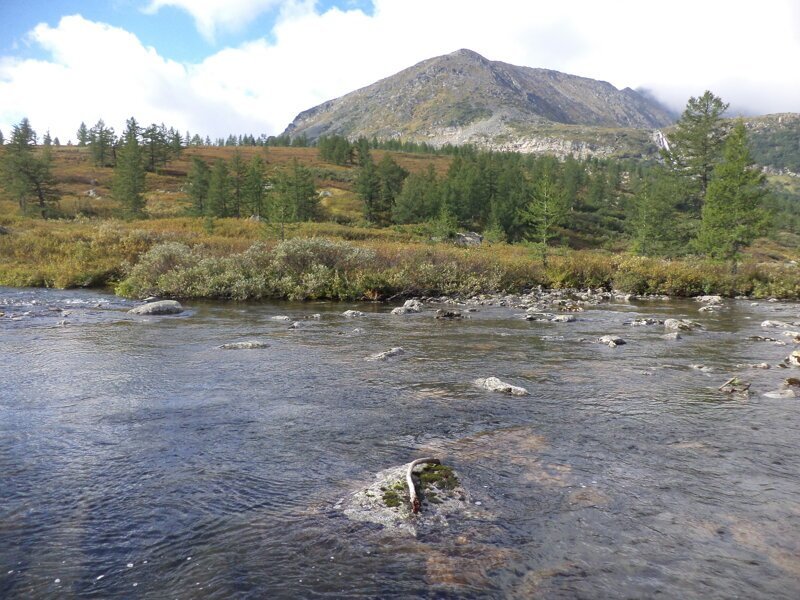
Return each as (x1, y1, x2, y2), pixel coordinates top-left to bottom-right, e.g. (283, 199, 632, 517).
(696, 121, 767, 266)
(112, 118, 146, 217)
(663, 91, 729, 213)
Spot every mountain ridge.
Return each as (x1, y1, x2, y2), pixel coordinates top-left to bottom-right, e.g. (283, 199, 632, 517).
(282, 49, 675, 155)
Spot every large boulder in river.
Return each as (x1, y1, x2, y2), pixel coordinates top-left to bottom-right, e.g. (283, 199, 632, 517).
(336, 461, 472, 536)
(128, 300, 184, 315)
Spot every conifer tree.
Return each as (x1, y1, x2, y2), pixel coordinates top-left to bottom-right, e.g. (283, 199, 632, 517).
(229, 150, 246, 217)
(275, 159, 317, 221)
(207, 159, 231, 217)
(88, 120, 115, 166)
(522, 157, 567, 266)
(76, 122, 88, 147)
(696, 121, 767, 266)
(186, 157, 210, 215)
(355, 153, 381, 222)
(393, 164, 441, 224)
(112, 117, 146, 217)
(0, 118, 58, 217)
(0, 129, 4, 145)
(629, 168, 680, 256)
(663, 91, 729, 213)
(243, 155, 266, 217)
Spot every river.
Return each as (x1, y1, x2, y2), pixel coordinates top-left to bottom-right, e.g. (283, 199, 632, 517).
(1, 287, 799, 598)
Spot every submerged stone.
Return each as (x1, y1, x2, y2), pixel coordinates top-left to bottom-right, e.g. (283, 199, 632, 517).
(367, 347, 405, 361)
(219, 341, 269, 350)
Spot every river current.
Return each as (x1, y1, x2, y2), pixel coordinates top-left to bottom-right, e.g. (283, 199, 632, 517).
(1, 287, 799, 598)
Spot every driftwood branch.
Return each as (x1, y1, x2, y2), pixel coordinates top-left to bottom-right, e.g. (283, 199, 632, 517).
(407, 457, 441, 514)
(718, 377, 737, 391)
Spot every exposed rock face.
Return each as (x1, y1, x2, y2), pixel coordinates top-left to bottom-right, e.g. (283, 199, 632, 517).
(128, 300, 183, 315)
(283, 49, 674, 157)
(475, 377, 528, 396)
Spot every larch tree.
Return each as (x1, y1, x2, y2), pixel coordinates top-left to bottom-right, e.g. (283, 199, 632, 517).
(696, 121, 768, 267)
(112, 117, 146, 217)
(76, 122, 88, 147)
(207, 159, 231, 217)
(186, 157, 211, 215)
(521, 156, 568, 266)
(243, 155, 266, 218)
(663, 91, 729, 213)
(0, 118, 58, 217)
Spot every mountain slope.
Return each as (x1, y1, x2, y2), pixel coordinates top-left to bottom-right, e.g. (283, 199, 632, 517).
(283, 49, 675, 155)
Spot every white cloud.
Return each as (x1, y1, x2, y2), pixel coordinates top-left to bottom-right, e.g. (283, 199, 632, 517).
(144, 0, 284, 42)
(1, 1, 799, 143)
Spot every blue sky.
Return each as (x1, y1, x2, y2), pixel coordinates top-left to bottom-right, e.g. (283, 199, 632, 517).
(0, 0, 374, 62)
(1, 0, 798, 142)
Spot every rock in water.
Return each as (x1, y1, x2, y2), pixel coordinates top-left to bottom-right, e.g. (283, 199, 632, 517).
(128, 300, 183, 315)
(342, 310, 365, 318)
(551, 314, 576, 323)
(664, 318, 702, 331)
(762, 320, 790, 328)
(367, 347, 405, 361)
(219, 341, 269, 350)
(475, 377, 528, 396)
(391, 299, 424, 315)
(695, 295, 723, 305)
(598, 335, 626, 347)
(337, 461, 472, 536)
(435, 309, 463, 319)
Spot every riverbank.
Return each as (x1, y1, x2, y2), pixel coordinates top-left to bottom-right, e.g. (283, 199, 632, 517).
(1, 217, 799, 300)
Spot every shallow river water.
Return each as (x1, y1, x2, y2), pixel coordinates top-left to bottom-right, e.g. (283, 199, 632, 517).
(1, 286, 800, 598)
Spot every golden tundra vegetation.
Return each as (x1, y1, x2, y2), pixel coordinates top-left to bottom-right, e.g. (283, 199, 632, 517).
(1, 144, 799, 300)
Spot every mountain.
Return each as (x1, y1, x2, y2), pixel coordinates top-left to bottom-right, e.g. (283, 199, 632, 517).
(282, 49, 676, 157)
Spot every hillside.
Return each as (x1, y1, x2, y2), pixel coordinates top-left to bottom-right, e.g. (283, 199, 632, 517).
(283, 49, 674, 157)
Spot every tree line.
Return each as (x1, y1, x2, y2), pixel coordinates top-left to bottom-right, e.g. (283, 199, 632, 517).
(0, 93, 777, 265)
